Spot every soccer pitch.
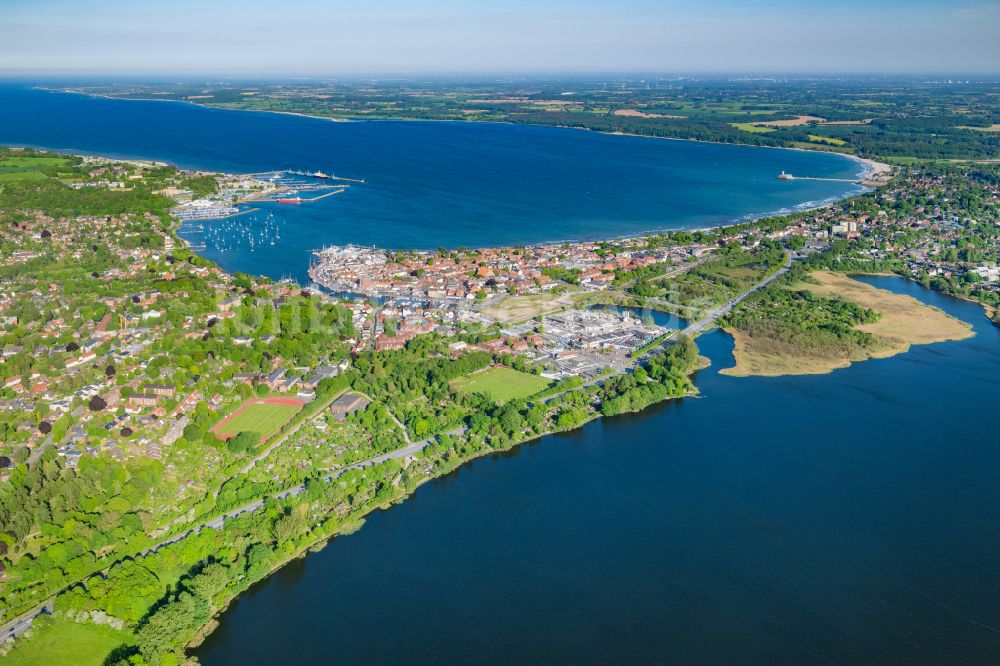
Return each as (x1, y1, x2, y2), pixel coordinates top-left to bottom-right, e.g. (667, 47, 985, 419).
(213, 398, 303, 439)
(451, 367, 551, 404)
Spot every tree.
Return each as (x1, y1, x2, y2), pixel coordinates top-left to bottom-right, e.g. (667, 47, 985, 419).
(135, 591, 210, 664)
(185, 562, 230, 602)
(273, 511, 305, 545)
(497, 404, 524, 435)
(11, 447, 28, 467)
(226, 430, 261, 454)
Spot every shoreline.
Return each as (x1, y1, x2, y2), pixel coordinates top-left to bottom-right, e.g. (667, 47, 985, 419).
(188, 380, 701, 655)
(43, 84, 887, 178)
(2, 135, 990, 665)
(7, 135, 868, 260)
(15, 87, 886, 261)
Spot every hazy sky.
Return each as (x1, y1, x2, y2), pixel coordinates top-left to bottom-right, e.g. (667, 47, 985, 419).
(2, 0, 998, 75)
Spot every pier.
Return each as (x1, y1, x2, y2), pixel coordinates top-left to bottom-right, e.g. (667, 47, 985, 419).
(255, 185, 348, 203)
(778, 171, 862, 184)
(285, 169, 365, 183)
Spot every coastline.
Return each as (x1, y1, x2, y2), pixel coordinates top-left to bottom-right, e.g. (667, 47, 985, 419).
(1, 141, 713, 657)
(46, 85, 888, 180)
(7, 137, 869, 258)
(187, 382, 702, 653)
(13, 87, 886, 260)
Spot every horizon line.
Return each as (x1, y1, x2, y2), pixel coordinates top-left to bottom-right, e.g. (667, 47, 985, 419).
(2, 71, 1000, 81)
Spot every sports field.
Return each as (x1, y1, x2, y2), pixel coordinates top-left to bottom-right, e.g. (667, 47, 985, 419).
(212, 397, 303, 440)
(451, 367, 551, 404)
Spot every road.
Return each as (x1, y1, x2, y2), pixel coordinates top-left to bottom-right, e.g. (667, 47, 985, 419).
(679, 251, 793, 338)
(1, 601, 53, 642)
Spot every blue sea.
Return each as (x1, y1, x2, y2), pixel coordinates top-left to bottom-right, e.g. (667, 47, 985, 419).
(0, 85, 864, 282)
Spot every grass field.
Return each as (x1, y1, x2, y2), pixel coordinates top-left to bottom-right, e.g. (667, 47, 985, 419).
(0, 171, 50, 181)
(0, 156, 70, 169)
(451, 367, 551, 404)
(808, 134, 847, 146)
(802, 271, 973, 346)
(959, 124, 1000, 132)
(0, 155, 73, 182)
(212, 397, 303, 440)
(3, 618, 129, 666)
(731, 122, 775, 133)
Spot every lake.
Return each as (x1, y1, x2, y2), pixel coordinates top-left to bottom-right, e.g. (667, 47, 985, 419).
(193, 278, 1000, 664)
(0, 85, 864, 282)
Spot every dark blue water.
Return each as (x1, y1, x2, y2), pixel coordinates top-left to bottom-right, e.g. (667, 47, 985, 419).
(195, 277, 1000, 665)
(0, 86, 864, 282)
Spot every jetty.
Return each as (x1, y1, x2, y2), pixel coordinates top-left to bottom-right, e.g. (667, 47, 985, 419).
(285, 169, 365, 183)
(255, 185, 347, 203)
(777, 170, 863, 184)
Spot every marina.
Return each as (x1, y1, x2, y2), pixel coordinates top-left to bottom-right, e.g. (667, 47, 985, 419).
(180, 210, 287, 255)
(171, 168, 362, 219)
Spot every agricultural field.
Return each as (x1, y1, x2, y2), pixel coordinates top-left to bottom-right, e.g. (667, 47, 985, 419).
(69, 78, 1000, 160)
(451, 367, 551, 404)
(212, 397, 303, 440)
(731, 122, 775, 133)
(959, 124, 1000, 132)
(808, 134, 847, 146)
(0, 155, 70, 177)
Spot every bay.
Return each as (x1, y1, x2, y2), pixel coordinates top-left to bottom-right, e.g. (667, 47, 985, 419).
(0, 85, 864, 282)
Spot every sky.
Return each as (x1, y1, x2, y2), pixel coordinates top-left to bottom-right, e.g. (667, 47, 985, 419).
(1, 0, 999, 76)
